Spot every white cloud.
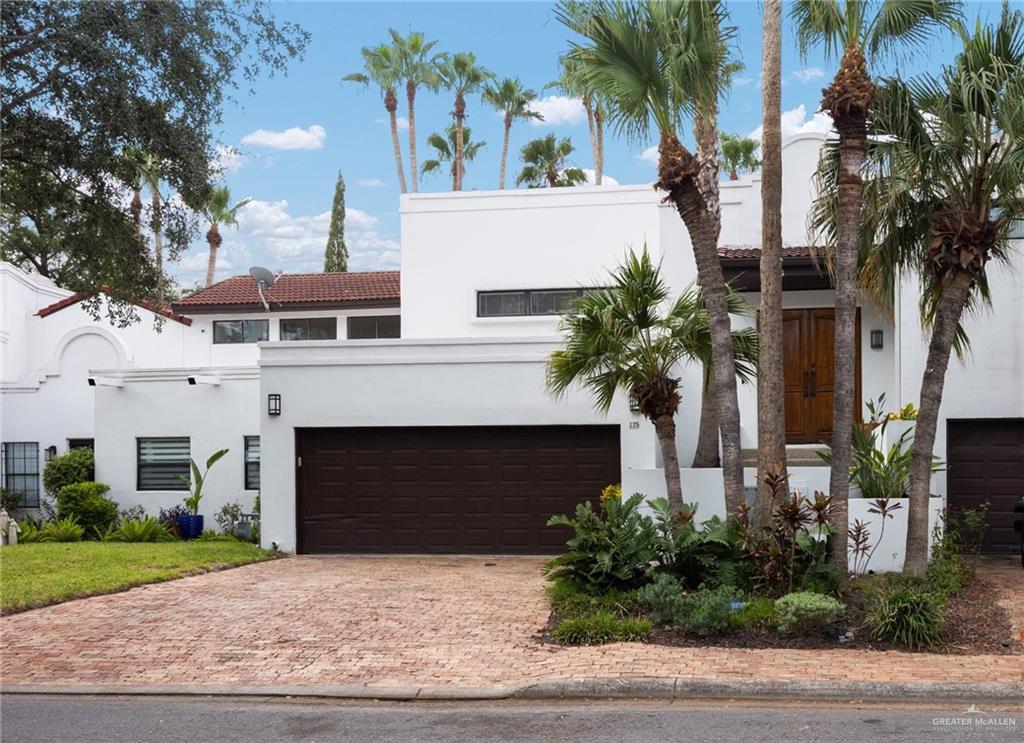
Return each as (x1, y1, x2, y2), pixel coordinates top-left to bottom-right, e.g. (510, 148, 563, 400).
(240, 124, 326, 150)
(792, 67, 825, 84)
(356, 178, 385, 188)
(734, 76, 755, 87)
(748, 104, 834, 141)
(530, 95, 587, 126)
(582, 169, 619, 186)
(376, 116, 409, 131)
(637, 145, 659, 165)
(212, 145, 247, 174)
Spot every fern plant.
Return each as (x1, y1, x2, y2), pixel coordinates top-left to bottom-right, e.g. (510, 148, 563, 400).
(105, 517, 174, 543)
(39, 517, 85, 542)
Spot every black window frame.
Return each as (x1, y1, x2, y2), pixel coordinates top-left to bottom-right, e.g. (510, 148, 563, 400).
(244, 436, 260, 491)
(279, 317, 337, 341)
(2, 442, 40, 508)
(477, 288, 592, 318)
(136, 437, 191, 491)
(346, 315, 401, 339)
(68, 438, 94, 451)
(212, 319, 269, 344)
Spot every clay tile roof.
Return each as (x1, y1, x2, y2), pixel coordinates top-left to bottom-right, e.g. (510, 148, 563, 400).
(171, 271, 401, 312)
(718, 245, 821, 260)
(36, 287, 192, 326)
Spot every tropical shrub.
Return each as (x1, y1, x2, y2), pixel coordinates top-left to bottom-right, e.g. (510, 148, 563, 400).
(634, 573, 687, 624)
(774, 592, 845, 635)
(947, 502, 989, 554)
(646, 498, 745, 590)
(676, 586, 739, 636)
(552, 613, 651, 645)
(727, 598, 777, 631)
(158, 505, 188, 537)
(544, 492, 657, 591)
(215, 501, 244, 534)
(177, 448, 229, 515)
(16, 517, 42, 543)
(105, 517, 174, 543)
(42, 448, 94, 497)
(867, 588, 944, 649)
(56, 482, 118, 539)
(39, 517, 85, 542)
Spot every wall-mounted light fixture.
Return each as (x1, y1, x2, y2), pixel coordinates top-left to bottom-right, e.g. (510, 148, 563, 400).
(870, 329, 884, 350)
(187, 375, 221, 386)
(629, 393, 641, 415)
(44, 445, 58, 461)
(268, 393, 281, 416)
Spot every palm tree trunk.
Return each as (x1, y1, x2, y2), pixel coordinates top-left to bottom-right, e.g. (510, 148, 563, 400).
(385, 89, 407, 194)
(692, 370, 721, 467)
(454, 93, 466, 191)
(131, 189, 143, 234)
(406, 81, 418, 194)
(755, 0, 787, 529)
(583, 91, 597, 177)
(729, 168, 738, 181)
(151, 190, 163, 307)
(499, 115, 511, 189)
(205, 223, 221, 288)
(905, 271, 973, 575)
(655, 414, 684, 510)
(594, 99, 604, 185)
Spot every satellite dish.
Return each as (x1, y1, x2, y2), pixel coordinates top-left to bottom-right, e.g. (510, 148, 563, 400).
(249, 266, 276, 311)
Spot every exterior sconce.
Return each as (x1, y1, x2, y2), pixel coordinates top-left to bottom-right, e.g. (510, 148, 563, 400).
(629, 393, 641, 415)
(268, 394, 281, 416)
(870, 329, 884, 350)
(45, 445, 58, 461)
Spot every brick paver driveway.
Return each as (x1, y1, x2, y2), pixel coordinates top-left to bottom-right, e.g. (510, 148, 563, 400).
(1, 555, 1021, 691)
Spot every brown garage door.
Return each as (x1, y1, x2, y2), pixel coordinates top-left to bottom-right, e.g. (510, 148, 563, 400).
(947, 419, 1024, 553)
(296, 425, 620, 554)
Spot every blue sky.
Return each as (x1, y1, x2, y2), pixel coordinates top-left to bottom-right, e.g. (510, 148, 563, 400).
(173, 0, 1005, 286)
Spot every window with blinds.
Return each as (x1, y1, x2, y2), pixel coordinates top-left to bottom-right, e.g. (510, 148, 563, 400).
(244, 436, 260, 490)
(2, 442, 40, 508)
(137, 438, 190, 491)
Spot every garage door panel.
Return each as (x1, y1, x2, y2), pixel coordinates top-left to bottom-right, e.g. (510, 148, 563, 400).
(297, 425, 620, 554)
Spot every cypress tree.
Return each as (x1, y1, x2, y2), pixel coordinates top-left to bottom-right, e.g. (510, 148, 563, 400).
(324, 172, 348, 272)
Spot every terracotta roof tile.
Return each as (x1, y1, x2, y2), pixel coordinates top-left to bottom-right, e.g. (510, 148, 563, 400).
(172, 271, 401, 312)
(37, 287, 192, 325)
(718, 245, 823, 260)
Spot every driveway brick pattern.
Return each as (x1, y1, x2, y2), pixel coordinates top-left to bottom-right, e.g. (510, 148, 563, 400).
(1, 556, 1021, 689)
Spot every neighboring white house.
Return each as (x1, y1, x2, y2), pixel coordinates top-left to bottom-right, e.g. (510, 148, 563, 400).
(2, 133, 1021, 564)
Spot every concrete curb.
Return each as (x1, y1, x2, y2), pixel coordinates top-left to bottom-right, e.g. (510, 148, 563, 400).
(4, 678, 1023, 703)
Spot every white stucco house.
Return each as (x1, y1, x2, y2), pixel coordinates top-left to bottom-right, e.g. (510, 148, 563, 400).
(2, 133, 1021, 565)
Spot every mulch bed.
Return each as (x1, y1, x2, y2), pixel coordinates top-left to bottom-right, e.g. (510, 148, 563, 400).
(543, 571, 1020, 655)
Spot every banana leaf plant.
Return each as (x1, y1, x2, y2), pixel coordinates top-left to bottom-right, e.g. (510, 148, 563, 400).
(177, 449, 229, 515)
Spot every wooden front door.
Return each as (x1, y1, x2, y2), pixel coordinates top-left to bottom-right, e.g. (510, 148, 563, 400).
(782, 309, 860, 444)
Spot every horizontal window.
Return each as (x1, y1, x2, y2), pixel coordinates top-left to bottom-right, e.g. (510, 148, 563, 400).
(2, 442, 40, 508)
(213, 319, 269, 344)
(477, 289, 592, 317)
(68, 438, 94, 451)
(137, 437, 190, 491)
(280, 317, 337, 341)
(347, 315, 400, 340)
(244, 436, 260, 491)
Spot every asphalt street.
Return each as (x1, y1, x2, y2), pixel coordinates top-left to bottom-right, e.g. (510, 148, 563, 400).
(2, 695, 1022, 743)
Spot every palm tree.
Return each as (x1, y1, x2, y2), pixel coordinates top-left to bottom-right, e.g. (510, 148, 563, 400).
(548, 52, 605, 184)
(515, 134, 587, 188)
(559, 0, 749, 515)
(203, 186, 251, 287)
(755, 0, 787, 527)
(718, 133, 761, 180)
(482, 77, 543, 189)
(421, 125, 486, 191)
(793, 0, 962, 569)
(814, 10, 1024, 574)
(125, 149, 163, 282)
(436, 52, 493, 191)
(390, 30, 441, 194)
(345, 44, 407, 194)
(548, 251, 758, 510)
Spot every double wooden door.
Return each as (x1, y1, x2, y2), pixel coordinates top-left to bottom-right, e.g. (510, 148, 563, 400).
(782, 309, 860, 444)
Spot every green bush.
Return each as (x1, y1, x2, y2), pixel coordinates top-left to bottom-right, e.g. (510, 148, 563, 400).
(867, 588, 944, 649)
(1, 488, 23, 513)
(925, 552, 968, 600)
(677, 586, 739, 636)
(727, 597, 777, 630)
(42, 448, 94, 497)
(635, 573, 688, 624)
(774, 591, 846, 634)
(105, 517, 174, 543)
(553, 612, 651, 645)
(215, 501, 243, 534)
(56, 482, 118, 539)
(16, 517, 42, 543)
(39, 516, 85, 542)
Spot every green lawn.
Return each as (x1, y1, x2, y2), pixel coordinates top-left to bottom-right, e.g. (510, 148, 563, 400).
(0, 541, 279, 614)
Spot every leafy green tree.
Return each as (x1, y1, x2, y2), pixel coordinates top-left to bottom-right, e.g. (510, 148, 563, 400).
(436, 52, 494, 191)
(547, 250, 758, 509)
(346, 44, 407, 194)
(559, 0, 750, 515)
(482, 77, 543, 189)
(324, 173, 349, 273)
(204, 186, 252, 286)
(718, 133, 761, 181)
(813, 9, 1024, 573)
(0, 1, 307, 323)
(516, 134, 586, 188)
(793, 0, 962, 568)
(422, 126, 486, 191)
(389, 30, 442, 195)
